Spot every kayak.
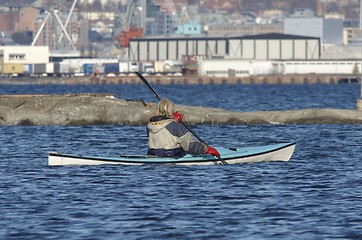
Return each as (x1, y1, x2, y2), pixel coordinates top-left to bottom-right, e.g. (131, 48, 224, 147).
(48, 142, 296, 166)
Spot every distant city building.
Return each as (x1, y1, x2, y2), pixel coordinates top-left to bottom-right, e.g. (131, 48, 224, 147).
(0, 5, 40, 35)
(320, 45, 361, 59)
(284, 17, 343, 45)
(343, 28, 361, 46)
(0, 32, 15, 45)
(79, 11, 116, 21)
(79, 0, 123, 4)
(290, 8, 315, 18)
(90, 21, 113, 39)
(150, 12, 175, 35)
(143, 0, 201, 36)
(343, 20, 360, 45)
(145, 0, 162, 35)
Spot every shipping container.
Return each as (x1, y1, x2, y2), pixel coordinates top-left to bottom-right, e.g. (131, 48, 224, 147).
(104, 63, 119, 74)
(22, 64, 33, 76)
(46, 63, 54, 76)
(34, 64, 47, 75)
(154, 61, 165, 73)
(0, 63, 23, 76)
(119, 62, 129, 73)
(83, 63, 94, 76)
(54, 62, 70, 76)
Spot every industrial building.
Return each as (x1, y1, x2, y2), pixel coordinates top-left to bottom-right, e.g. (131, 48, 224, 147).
(129, 35, 228, 62)
(0, 46, 49, 64)
(128, 33, 321, 62)
(284, 17, 343, 45)
(0, 45, 49, 75)
(197, 59, 361, 77)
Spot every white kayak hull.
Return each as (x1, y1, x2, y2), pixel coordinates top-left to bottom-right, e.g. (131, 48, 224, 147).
(48, 142, 296, 166)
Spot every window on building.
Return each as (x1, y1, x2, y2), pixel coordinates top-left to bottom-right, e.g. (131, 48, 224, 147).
(9, 53, 26, 60)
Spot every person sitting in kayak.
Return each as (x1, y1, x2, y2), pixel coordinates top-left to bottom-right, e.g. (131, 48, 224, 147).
(147, 98, 220, 158)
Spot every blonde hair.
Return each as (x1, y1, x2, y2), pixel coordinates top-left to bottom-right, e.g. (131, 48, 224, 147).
(157, 98, 174, 118)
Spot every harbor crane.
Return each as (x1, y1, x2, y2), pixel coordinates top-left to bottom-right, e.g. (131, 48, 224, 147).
(31, 0, 78, 50)
(114, 0, 145, 48)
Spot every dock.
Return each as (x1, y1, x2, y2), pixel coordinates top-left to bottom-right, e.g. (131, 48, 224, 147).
(0, 74, 360, 85)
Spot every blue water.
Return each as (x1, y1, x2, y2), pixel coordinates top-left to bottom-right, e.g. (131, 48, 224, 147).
(1, 83, 360, 111)
(1, 84, 362, 239)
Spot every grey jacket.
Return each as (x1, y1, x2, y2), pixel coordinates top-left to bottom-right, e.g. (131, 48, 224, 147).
(147, 116, 206, 157)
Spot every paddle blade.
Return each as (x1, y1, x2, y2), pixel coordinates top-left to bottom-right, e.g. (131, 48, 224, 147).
(135, 71, 161, 101)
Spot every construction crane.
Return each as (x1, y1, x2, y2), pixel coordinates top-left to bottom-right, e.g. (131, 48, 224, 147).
(166, 0, 199, 35)
(166, 0, 182, 28)
(31, 0, 78, 50)
(114, 0, 145, 48)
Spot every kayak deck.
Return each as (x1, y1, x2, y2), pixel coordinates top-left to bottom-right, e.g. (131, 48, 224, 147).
(48, 142, 296, 166)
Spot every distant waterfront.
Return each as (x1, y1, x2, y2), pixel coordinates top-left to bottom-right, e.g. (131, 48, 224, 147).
(0, 74, 360, 85)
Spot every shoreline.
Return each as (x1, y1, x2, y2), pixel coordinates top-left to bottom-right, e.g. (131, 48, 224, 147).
(1, 94, 362, 126)
(0, 74, 360, 85)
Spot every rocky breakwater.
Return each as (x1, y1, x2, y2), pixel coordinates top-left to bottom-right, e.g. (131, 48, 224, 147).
(1, 94, 362, 126)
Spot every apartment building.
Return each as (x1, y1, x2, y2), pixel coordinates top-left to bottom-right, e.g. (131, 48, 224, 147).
(0, 6, 40, 34)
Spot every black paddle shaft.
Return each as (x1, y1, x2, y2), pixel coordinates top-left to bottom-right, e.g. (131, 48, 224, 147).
(135, 71, 226, 164)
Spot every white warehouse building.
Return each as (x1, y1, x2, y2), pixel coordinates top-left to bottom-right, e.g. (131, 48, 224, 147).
(198, 59, 278, 77)
(128, 33, 320, 62)
(0, 46, 49, 64)
(0, 46, 49, 76)
(227, 33, 320, 60)
(198, 59, 361, 77)
(282, 60, 361, 75)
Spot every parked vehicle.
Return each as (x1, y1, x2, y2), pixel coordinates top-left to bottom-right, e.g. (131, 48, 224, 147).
(54, 62, 70, 77)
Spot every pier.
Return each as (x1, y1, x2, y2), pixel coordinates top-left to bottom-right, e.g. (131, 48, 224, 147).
(92, 74, 361, 85)
(0, 74, 360, 85)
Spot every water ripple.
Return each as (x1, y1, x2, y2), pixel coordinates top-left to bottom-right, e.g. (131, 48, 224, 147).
(1, 85, 362, 239)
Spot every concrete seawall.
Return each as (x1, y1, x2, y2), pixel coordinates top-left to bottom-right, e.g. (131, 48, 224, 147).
(0, 74, 360, 85)
(1, 94, 362, 126)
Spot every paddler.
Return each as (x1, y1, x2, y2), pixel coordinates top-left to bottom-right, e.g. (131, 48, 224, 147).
(147, 98, 220, 158)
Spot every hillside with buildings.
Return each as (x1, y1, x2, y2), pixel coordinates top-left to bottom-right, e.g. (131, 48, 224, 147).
(0, 0, 362, 79)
